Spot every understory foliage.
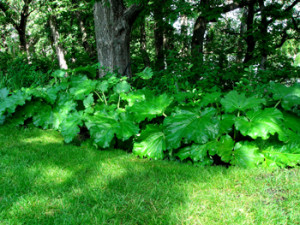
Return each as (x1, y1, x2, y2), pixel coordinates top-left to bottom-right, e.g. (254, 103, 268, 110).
(0, 68, 299, 168)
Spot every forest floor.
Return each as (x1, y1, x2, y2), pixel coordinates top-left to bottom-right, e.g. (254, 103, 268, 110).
(0, 125, 299, 225)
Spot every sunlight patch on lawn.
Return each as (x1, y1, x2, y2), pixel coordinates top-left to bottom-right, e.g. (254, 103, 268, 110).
(35, 165, 73, 186)
(8, 194, 67, 220)
(22, 134, 63, 145)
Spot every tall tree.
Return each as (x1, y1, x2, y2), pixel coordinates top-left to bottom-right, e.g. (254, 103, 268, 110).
(94, 0, 142, 77)
(0, 0, 34, 53)
(152, 1, 166, 70)
(49, 13, 68, 70)
(191, 0, 248, 67)
(243, 0, 256, 64)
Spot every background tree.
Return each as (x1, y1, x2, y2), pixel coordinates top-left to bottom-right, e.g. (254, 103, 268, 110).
(94, 0, 143, 77)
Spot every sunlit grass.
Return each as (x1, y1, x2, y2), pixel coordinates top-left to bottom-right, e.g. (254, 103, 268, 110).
(0, 125, 299, 224)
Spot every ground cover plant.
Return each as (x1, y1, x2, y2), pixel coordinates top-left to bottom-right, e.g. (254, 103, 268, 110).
(0, 125, 299, 224)
(0, 68, 299, 168)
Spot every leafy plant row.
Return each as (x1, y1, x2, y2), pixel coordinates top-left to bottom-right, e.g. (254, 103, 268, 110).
(0, 70, 299, 168)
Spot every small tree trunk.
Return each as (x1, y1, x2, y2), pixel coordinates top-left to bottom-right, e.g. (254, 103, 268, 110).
(258, 0, 268, 70)
(180, 14, 189, 56)
(244, 0, 256, 64)
(153, 3, 165, 71)
(49, 15, 68, 70)
(191, 16, 208, 64)
(76, 11, 95, 59)
(94, 0, 141, 77)
(237, 9, 247, 63)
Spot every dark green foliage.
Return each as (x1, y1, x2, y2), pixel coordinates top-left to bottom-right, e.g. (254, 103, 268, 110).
(0, 73, 299, 168)
(0, 54, 52, 90)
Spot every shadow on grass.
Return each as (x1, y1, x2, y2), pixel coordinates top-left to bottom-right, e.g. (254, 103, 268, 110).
(0, 126, 220, 224)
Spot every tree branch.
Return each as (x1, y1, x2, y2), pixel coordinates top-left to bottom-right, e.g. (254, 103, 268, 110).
(292, 17, 300, 32)
(267, 0, 299, 25)
(275, 28, 289, 48)
(124, 4, 143, 26)
(0, 1, 18, 28)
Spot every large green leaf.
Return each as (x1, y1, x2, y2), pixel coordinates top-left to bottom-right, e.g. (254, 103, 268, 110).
(1, 90, 31, 114)
(133, 125, 166, 160)
(69, 75, 97, 100)
(164, 108, 219, 149)
(128, 93, 173, 122)
(30, 86, 60, 104)
(0, 115, 5, 125)
(136, 67, 153, 80)
(0, 88, 9, 100)
(83, 93, 94, 114)
(208, 135, 234, 163)
(219, 114, 235, 134)
(231, 142, 264, 168)
(282, 112, 300, 134)
(85, 112, 117, 148)
(176, 144, 213, 166)
(277, 112, 300, 145)
(60, 111, 84, 143)
(270, 82, 300, 110)
(200, 92, 222, 107)
(120, 89, 149, 107)
(96, 80, 109, 93)
(9, 101, 42, 126)
(85, 111, 138, 148)
(32, 104, 53, 129)
(262, 143, 300, 167)
(221, 91, 265, 113)
(52, 96, 77, 130)
(235, 108, 283, 140)
(114, 81, 131, 94)
(115, 113, 139, 141)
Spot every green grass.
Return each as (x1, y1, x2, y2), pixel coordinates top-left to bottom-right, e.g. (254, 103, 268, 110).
(0, 125, 299, 225)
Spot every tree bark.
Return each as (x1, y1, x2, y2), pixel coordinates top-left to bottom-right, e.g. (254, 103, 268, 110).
(153, 2, 165, 71)
(49, 15, 68, 70)
(180, 14, 189, 56)
(94, 0, 142, 77)
(258, 0, 268, 70)
(243, 0, 256, 64)
(237, 9, 247, 63)
(191, 16, 208, 64)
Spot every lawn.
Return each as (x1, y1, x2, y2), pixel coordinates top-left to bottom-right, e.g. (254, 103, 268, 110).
(0, 125, 299, 225)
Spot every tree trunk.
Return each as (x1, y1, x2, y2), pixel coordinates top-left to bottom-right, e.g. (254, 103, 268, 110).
(0, 0, 31, 53)
(191, 16, 208, 64)
(191, 1, 243, 67)
(94, 0, 141, 77)
(237, 9, 247, 63)
(244, 0, 256, 64)
(49, 15, 68, 70)
(180, 14, 189, 56)
(258, 0, 268, 70)
(75, 11, 96, 59)
(153, 3, 165, 71)
(19, 1, 30, 52)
